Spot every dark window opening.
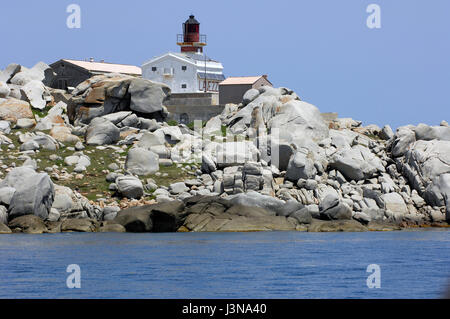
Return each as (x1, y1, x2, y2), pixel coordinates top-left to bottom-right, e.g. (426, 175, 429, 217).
(182, 66, 187, 71)
(181, 84, 187, 89)
(152, 67, 157, 71)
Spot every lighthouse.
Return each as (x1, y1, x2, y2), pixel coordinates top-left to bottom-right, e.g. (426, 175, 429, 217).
(142, 15, 224, 94)
(177, 15, 207, 53)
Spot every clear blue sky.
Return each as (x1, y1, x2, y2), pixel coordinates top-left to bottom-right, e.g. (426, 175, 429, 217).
(1, 0, 449, 129)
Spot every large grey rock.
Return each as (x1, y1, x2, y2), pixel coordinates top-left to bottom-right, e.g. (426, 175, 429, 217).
(140, 118, 160, 131)
(285, 149, 317, 182)
(269, 100, 329, 142)
(319, 194, 352, 220)
(119, 113, 139, 128)
(16, 118, 36, 129)
(329, 145, 384, 181)
(227, 191, 286, 216)
(116, 175, 144, 199)
(0, 63, 21, 83)
(201, 154, 216, 174)
(0, 81, 10, 98)
(161, 126, 183, 144)
(125, 147, 159, 176)
(401, 140, 450, 208)
(128, 78, 170, 114)
(0, 167, 55, 220)
(61, 219, 98, 232)
(51, 185, 95, 219)
(150, 145, 170, 159)
(64, 154, 91, 167)
(99, 223, 126, 233)
(20, 134, 58, 151)
(0, 120, 10, 134)
(137, 131, 165, 149)
(114, 200, 185, 232)
(0, 97, 33, 123)
(0, 206, 8, 225)
(379, 125, 394, 140)
(380, 192, 408, 215)
(169, 182, 189, 195)
(392, 127, 416, 157)
(242, 88, 260, 105)
(101, 111, 133, 125)
(0, 186, 16, 205)
(225, 88, 328, 143)
(414, 123, 450, 141)
(182, 199, 296, 232)
(8, 215, 47, 234)
(114, 208, 153, 232)
(290, 208, 313, 224)
(22, 80, 46, 110)
(0, 222, 11, 234)
(19, 140, 39, 151)
(203, 116, 222, 135)
(85, 117, 120, 145)
(10, 62, 55, 86)
(7, 171, 54, 220)
(215, 141, 259, 167)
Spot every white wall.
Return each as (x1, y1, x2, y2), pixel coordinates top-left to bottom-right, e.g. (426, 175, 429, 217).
(142, 53, 224, 94)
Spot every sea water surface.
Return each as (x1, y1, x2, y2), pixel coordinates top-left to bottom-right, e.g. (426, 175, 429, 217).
(0, 229, 449, 299)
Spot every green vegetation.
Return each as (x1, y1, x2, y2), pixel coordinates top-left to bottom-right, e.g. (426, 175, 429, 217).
(0, 127, 196, 202)
(186, 120, 206, 131)
(167, 120, 179, 126)
(362, 132, 383, 141)
(151, 163, 195, 187)
(31, 105, 52, 118)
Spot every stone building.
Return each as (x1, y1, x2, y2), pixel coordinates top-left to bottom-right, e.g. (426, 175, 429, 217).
(49, 59, 141, 90)
(219, 75, 272, 105)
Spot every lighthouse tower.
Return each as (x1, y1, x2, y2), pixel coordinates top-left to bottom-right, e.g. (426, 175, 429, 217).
(177, 15, 207, 53)
(142, 15, 224, 94)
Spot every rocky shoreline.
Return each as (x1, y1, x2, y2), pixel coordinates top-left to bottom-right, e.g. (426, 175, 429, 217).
(0, 62, 449, 234)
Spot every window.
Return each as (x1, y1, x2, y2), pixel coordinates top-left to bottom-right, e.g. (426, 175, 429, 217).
(152, 67, 157, 72)
(181, 84, 187, 89)
(182, 66, 187, 71)
(58, 79, 68, 90)
(163, 68, 174, 75)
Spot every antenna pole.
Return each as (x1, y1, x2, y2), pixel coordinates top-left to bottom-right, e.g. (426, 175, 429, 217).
(204, 51, 207, 93)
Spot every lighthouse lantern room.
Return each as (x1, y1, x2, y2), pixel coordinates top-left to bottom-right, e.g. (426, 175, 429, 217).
(177, 15, 207, 53)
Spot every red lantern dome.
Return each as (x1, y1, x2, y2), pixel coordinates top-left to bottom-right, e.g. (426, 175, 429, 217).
(177, 15, 207, 53)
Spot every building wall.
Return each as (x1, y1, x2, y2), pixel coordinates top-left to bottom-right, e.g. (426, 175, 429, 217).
(219, 77, 273, 105)
(166, 104, 224, 124)
(50, 61, 92, 90)
(253, 77, 272, 90)
(219, 84, 252, 105)
(142, 53, 224, 94)
(142, 55, 197, 93)
(164, 93, 219, 107)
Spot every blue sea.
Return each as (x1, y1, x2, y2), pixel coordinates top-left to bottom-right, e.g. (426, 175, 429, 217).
(0, 229, 449, 299)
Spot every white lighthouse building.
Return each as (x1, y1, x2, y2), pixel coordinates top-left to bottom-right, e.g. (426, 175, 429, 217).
(142, 15, 225, 94)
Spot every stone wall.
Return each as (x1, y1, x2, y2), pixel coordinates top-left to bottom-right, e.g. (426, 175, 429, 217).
(165, 104, 224, 124)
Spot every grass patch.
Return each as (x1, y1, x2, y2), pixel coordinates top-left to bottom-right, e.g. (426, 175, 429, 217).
(149, 163, 195, 187)
(1, 128, 198, 202)
(31, 105, 52, 118)
(167, 120, 179, 126)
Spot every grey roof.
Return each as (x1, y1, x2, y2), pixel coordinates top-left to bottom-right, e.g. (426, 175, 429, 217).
(173, 52, 218, 63)
(185, 15, 199, 24)
(198, 73, 226, 81)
